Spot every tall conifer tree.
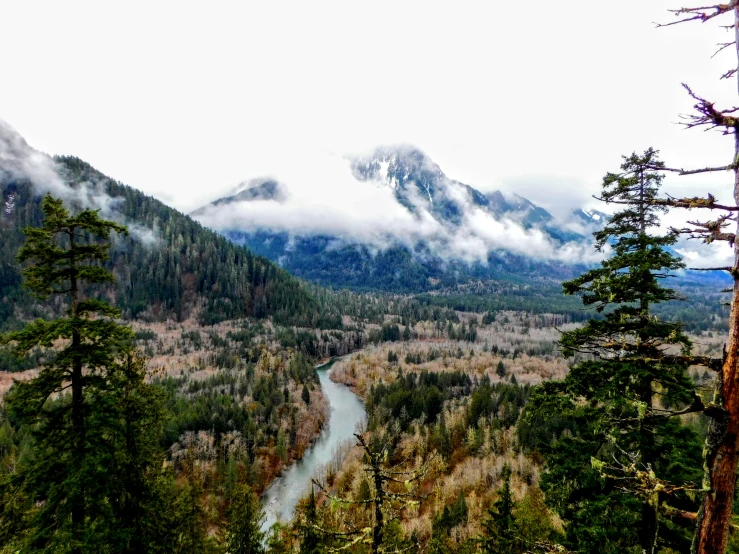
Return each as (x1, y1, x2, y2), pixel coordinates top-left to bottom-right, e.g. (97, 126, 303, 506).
(297, 488, 323, 554)
(2, 194, 133, 552)
(224, 484, 266, 554)
(524, 150, 705, 553)
(479, 464, 519, 554)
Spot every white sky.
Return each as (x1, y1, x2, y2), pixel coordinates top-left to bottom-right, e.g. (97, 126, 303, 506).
(1, 0, 738, 219)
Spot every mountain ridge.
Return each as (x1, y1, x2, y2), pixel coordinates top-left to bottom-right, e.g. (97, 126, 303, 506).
(192, 145, 599, 292)
(0, 122, 326, 330)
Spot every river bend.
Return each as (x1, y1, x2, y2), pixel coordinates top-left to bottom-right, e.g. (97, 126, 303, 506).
(261, 358, 366, 532)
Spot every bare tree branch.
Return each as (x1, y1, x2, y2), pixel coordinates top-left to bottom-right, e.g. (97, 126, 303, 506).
(593, 192, 739, 211)
(714, 40, 738, 57)
(657, 2, 738, 27)
(670, 214, 737, 245)
(679, 83, 739, 133)
(649, 163, 736, 175)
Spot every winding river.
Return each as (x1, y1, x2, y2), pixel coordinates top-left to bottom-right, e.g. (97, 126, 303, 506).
(261, 357, 366, 533)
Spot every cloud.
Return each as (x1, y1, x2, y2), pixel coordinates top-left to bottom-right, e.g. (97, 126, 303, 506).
(0, 119, 68, 198)
(192, 143, 736, 270)
(0, 119, 160, 247)
(193, 148, 601, 265)
(498, 174, 595, 220)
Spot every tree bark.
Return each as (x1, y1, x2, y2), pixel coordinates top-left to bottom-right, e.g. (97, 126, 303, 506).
(70, 229, 84, 553)
(372, 454, 384, 554)
(638, 167, 659, 554)
(693, 9, 739, 552)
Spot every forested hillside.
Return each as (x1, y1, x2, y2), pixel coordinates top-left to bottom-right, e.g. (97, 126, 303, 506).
(0, 156, 327, 330)
(226, 230, 584, 293)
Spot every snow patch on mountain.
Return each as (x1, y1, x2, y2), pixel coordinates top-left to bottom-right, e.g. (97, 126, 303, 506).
(192, 145, 603, 264)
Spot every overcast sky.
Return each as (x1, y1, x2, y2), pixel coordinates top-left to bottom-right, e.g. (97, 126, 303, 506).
(1, 0, 738, 220)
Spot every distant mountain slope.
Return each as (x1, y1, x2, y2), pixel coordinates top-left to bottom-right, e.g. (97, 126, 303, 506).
(226, 230, 583, 293)
(190, 179, 288, 215)
(0, 127, 322, 329)
(193, 145, 593, 292)
(571, 207, 609, 227)
(349, 145, 561, 229)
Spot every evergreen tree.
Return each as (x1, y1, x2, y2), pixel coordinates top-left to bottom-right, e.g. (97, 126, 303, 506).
(297, 488, 323, 554)
(522, 389, 643, 553)
(224, 484, 266, 554)
(495, 360, 506, 378)
(480, 464, 518, 553)
(93, 348, 173, 553)
(171, 477, 211, 554)
(276, 429, 288, 463)
(523, 150, 705, 553)
(2, 194, 133, 552)
(514, 485, 556, 548)
(264, 523, 291, 554)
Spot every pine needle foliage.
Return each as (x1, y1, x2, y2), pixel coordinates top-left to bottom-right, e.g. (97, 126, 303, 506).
(523, 150, 704, 553)
(1, 194, 140, 552)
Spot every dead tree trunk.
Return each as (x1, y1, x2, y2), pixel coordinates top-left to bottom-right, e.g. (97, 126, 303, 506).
(652, 4, 739, 551)
(693, 72, 739, 554)
(693, 8, 739, 552)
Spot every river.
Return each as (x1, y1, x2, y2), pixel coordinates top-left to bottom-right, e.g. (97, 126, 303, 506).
(261, 357, 366, 533)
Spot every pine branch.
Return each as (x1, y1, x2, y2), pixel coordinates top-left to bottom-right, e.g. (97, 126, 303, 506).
(596, 192, 739, 211)
(616, 394, 707, 423)
(661, 504, 698, 521)
(595, 446, 706, 499)
(660, 354, 724, 371)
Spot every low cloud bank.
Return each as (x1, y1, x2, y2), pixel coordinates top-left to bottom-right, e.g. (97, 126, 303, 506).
(0, 119, 159, 247)
(194, 150, 601, 265)
(194, 148, 737, 271)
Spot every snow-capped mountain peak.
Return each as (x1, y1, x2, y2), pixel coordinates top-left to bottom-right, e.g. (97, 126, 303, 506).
(572, 208, 609, 227)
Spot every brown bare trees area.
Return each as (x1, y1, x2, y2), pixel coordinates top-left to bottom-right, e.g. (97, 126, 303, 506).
(314, 316, 566, 551)
(130, 317, 337, 492)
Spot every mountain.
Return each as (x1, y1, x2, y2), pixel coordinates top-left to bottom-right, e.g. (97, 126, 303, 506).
(349, 145, 559, 229)
(190, 179, 288, 215)
(572, 207, 609, 227)
(193, 145, 592, 292)
(0, 123, 325, 330)
(485, 190, 553, 226)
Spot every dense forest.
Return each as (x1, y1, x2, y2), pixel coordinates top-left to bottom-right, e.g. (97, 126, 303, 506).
(226, 230, 584, 294)
(0, 157, 329, 331)
(0, 169, 734, 553)
(0, 147, 735, 553)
